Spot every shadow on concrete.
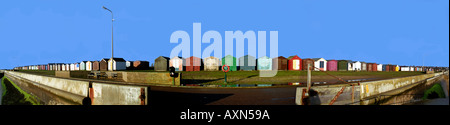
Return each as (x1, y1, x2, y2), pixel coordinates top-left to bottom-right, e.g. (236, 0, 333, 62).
(231, 75, 258, 83)
(148, 90, 233, 105)
(181, 78, 224, 85)
(302, 89, 321, 105)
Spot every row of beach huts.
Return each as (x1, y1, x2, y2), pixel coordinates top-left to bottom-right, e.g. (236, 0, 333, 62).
(13, 55, 446, 72)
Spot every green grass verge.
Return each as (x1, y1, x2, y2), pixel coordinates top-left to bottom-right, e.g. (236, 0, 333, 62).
(1, 76, 40, 105)
(1, 77, 6, 97)
(423, 83, 446, 100)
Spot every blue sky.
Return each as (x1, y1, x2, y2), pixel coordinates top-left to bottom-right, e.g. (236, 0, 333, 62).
(0, 0, 448, 69)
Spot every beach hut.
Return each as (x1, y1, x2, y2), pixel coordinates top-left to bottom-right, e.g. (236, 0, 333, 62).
(169, 56, 183, 71)
(377, 64, 383, 71)
(302, 58, 315, 71)
(347, 61, 354, 71)
(238, 55, 256, 71)
(74, 62, 80, 71)
(155, 56, 170, 71)
(86, 61, 93, 71)
(222, 55, 237, 71)
(361, 62, 367, 71)
(70, 63, 75, 71)
(337, 60, 348, 71)
(92, 61, 100, 71)
(133, 60, 150, 70)
(417, 67, 423, 72)
(409, 66, 415, 71)
(288, 55, 302, 71)
(352, 61, 361, 71)
(257, 56, 272, 71)
(385, 64, 392, 72)
(48, 63, 54, 71)
(55, 63, 60, 71)
(400, 66, 410, 71)
(80, 61, 87, 71)
(62, 64, 67, 71)
(204, 56, 220, 71)
(367, 63, 374, 71)
(371, 63, 377, 71)
(327, 60, 338, 71)
(389, 65, 395, 72)
(312, 58, 327, 71)
(100, 58, 109, 71)
(185, 56, 202, 71)
(108, 58, 126, 71)
(273, 56, 288, 70)
(126, 61, 134, 70)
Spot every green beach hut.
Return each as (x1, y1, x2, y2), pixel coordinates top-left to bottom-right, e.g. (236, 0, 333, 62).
(222, 55, 237, 71)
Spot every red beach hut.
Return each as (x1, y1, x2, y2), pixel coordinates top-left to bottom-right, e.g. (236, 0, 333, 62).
(288, 55, 302, 71)
(185, 56, 202, 71)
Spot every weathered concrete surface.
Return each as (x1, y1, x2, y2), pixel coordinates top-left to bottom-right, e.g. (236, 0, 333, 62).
(56, 71, 94, 79)
(122, 72, 181, 86)
(359, 72, 444, 104)
(55, 71, 70, 78)
(295, 72, 446, 105)
(91, 82, 148, 105)
(296, 85, 360, 105)
(367, 76, 442, 105)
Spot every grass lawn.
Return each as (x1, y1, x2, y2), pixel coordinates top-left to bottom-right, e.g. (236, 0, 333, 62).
(1, 76, 40, 105)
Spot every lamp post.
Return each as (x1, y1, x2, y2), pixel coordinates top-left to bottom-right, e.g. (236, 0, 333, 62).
(102, 6, 114, 60)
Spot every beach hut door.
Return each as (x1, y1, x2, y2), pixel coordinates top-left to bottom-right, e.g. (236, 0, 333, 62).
(293, 60, 300, 70)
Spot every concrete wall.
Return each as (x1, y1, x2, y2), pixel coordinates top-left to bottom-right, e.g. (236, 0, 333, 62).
(55, 71, 71, 78)
(4, 71, 149, 105)
(296, 85, 360, 105)
(359, 72, 443, 100)
(56, 71, 91, 79)
(296, 72, 445, 105)
(7, 71, 88, 104)
(91, 82, 148, 105)
(122, 72, 181, 86)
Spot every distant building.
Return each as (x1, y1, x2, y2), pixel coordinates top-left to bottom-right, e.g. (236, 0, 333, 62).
(257, 56, 272, 71)
(100, 58, 109, 71)
(312, 58, 327, 71)
(169, 56, 183, 71)
(238, 55, 256, 71)
(185, 56, 202, 71)
(222, 55, 237, 71)
(108, 58, 126, 71)
(287, 55, 302, 71)
(204, 56, 220, 71)
(154, 56, 170, 71)
(133, 60, 150, 70)
(273, 56, 288, 71)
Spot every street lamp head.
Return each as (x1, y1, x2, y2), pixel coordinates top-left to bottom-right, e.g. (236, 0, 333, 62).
(102, 6, 112, 13)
